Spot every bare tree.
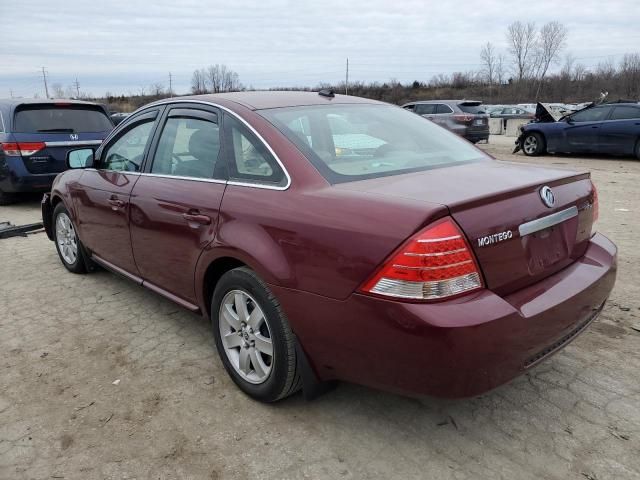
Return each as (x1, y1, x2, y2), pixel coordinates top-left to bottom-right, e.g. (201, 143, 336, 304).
(506, 21, 538, 82)
(150, 83, 164, 96)
(480, 42, 497, 85)
(52, 83, 65, 98)
(619, 53, 640, 98)
(534, 21, 568, 98)
(191, 68, 208, 94)
(202, 64, 242, 93)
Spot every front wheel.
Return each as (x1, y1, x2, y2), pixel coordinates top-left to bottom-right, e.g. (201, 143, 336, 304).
(211, 267, 301, 402)
(522, 132, 546, 156)
(53, 203, 87, 274)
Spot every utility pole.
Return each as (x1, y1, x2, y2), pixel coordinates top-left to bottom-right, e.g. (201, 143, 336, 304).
(41, 67, 50, 99)
(345, 58, 349, 95)
(9, 89, 13, 98)
(169, 72, 173, 97)
(72, 77, 80, 98)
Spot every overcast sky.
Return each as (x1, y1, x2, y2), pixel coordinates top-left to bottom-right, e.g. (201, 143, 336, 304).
(1, 0, 638, 98)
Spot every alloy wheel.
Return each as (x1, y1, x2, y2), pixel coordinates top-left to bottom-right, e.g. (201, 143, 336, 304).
(523, 135, 538, 154)
(218, 289, 274, 384)
(56, 213, 78, 265)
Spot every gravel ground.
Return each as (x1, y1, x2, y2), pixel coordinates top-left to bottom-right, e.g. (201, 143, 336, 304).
(1, 137, 639, 480)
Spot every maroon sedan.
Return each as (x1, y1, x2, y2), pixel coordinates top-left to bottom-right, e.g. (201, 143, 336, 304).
(41, 91, 617, 402)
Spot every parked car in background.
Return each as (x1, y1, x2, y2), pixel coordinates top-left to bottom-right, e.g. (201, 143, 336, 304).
(489, 106, 534, 120)
(110, 112, 130, 125)
(0, 99, 113, 204)
(402, 100, 489, 143)
(42, 91, 616, 403)
(516, 102, 640, 158)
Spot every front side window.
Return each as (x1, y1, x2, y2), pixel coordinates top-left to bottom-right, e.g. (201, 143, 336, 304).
(610, 106, 640, 120)
(225, 114, 286, 186)
(260, 104, 488, 184)
(570, 107, 610, 123)
(101, 121, 154, 172)
(151, 115, 221, 179)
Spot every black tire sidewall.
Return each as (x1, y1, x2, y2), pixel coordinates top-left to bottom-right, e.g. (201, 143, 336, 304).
(52, 203, 85, 273)
(211, 268, 294, 402)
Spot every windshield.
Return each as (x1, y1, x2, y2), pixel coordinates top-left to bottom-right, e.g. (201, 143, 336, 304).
(260, 104, 488, 183)
(14, 105, 113, 133)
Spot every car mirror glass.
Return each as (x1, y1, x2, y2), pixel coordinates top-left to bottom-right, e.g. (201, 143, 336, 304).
(67, 148, 94, 169)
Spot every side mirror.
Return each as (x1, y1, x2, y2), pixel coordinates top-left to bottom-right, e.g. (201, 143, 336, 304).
(66, 148, 95, 169)
(565, 117, 574, 124)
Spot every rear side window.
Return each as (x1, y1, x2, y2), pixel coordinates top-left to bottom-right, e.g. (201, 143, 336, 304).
(152, 115, 222, 179)
(13, 105, 113, 133)
(224, 114, 286, 187)
(414, 104, 435, 115)
(610, 106, 640, 120)
(458, 103, 485, 114)
(435, 104, 453, 114)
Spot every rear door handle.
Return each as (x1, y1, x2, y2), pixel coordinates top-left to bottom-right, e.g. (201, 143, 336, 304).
(182, 211, 211, 225)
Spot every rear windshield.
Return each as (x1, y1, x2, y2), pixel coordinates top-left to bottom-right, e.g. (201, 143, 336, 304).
(13, 105, 113, 133)
(458, 103, 486, 114)
(260, 104, 488, 183)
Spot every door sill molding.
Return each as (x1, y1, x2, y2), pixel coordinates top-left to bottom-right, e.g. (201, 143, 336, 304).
(91, 254, 201, 313)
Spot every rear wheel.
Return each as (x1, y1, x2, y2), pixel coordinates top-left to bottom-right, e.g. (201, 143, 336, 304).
(211, 267, 300, 402)
(53, 203, 87, 274)
(522, 132, 546, 156)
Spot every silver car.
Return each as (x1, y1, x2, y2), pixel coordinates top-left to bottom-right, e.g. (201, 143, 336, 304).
(402, 100, 490, 143)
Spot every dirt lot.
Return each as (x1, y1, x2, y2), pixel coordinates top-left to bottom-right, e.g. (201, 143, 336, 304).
(1, 136, 639, 480)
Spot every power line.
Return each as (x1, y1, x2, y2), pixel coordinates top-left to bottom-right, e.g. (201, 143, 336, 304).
(41, 67, 49, 99)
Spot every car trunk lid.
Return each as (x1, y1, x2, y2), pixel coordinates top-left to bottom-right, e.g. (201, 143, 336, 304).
(336, 160, 596, 296)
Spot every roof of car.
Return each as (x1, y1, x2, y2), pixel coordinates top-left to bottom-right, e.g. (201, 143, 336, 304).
(160, 91, 382, 110)
(403, 99, 482, 105)
(0, 98, 104, 107)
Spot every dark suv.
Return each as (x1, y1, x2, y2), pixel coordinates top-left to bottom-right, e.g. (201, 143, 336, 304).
(0, 99, 113, 204)
(402, 100, 489, 143)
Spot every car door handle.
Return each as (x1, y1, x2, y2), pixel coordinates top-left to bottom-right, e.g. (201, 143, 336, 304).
(182, 212, 211, 225)
(107, 198, 125, 209)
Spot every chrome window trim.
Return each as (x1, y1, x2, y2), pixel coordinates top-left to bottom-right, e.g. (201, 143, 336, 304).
(125, 99, 292, 191)
(138, 172, 227, 184)
(0, 111, 5, 132)
(45, 140, 103, 147)
(518, 206, 578, 237)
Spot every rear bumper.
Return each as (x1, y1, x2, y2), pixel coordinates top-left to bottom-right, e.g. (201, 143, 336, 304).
(274, 233, 617, 398)
(0, 156, 58, 193)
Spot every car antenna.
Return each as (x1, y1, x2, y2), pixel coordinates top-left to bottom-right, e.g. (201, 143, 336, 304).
(318, 89, 335, 98)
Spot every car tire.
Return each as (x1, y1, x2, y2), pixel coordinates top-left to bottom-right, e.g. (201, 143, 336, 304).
(635, 139, 640, 160)
(52, 203, 87, 274)
(522, 132, 546, 156)
(211, 267, 301, 402)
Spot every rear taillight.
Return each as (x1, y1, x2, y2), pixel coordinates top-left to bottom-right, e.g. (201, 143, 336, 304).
(0, 142, 45, 156)
(452, 114, 474, 123)
(360, 217, 483, 301)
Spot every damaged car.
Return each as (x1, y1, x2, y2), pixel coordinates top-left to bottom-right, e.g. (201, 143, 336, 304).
(515, 101, 640, 159)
